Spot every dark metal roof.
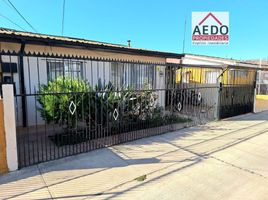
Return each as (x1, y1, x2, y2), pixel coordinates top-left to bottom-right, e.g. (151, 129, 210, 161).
(0, 27, 183, 58)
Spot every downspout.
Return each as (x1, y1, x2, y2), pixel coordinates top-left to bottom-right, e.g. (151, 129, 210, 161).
(216, 65, 228, 120)
(0, 48, 2, 95)
(253, 62, 261, 113)
(258, 59, 262, 95)
(216, 65, 228, 85)
(19, 41, 26, 127)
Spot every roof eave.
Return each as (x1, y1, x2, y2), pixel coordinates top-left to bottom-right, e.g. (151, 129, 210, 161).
(0, 33, 183, 59)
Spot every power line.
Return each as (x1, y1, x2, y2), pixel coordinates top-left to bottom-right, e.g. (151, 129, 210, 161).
(61, 0, 66, 36)
(0, 13, 27, 31)
(4, 0, 38, 32)
(2, 0, 13, 9)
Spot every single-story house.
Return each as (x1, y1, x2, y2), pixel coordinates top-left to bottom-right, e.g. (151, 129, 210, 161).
(245, 60, 268, 95)
(166, 54, 258, 119)
(0, 27, 260, 168)
(0, 28, 258, 126)
(0, 28, 184, 126)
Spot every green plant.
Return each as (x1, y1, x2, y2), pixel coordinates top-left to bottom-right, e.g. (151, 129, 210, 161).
(89, 82, 160, 124)
(38, 77, 191, 146)
(38, 77, 92, 128)
(122, 90, 158, 120)
(39, 77, 185, 132)
(87, 79, 121, 125)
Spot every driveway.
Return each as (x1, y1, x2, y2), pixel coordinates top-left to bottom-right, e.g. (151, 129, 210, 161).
(1, 111, 268, 200)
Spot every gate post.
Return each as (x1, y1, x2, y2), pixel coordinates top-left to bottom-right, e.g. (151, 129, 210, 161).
(253, 86, 257, 113)
(216, 82, 222, 120)
(253, 71, 258, 113)
(2, 84, 18, 171)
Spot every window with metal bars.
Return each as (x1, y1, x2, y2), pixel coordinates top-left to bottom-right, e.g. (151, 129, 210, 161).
(47, 60, 83, 81)
(111, 62, 155, 89)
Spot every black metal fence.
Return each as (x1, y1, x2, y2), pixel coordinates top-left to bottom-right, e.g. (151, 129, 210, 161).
(219, 84, 255, 119)
(15, 86, 217, 168)
(0, 52, 257, 168)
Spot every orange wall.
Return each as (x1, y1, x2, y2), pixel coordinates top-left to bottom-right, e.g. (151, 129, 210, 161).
(0, 99, 8, 174)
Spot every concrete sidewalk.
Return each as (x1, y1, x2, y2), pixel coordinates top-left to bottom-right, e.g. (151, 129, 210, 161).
(1, 111, 268, 200)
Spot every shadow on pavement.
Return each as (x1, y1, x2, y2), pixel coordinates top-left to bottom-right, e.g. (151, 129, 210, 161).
(1, 111, 268, 199)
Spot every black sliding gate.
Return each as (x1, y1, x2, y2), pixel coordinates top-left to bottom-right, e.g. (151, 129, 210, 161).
(219, 84, 255, 119)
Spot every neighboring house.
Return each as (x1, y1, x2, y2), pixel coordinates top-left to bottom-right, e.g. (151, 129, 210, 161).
(167, 54, 258, 117)
(257, 67, 268, 95)
(245, 59, 268, 95)
(179, 54, 257, 85)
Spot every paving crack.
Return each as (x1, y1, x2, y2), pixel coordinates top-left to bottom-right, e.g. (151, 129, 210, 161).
(37, 165, 54, 200)
(209, 155, 268, 179)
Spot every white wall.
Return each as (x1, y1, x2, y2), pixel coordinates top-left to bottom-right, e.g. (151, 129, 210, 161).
(1, 55, 23, 126)
(155, 65, 166, 108)
(23, 57, 47, 126)
(85, 61, 111, 86)
(179, 56, 222, 119)
(12, 57, 165, 126)
(21, 58, 111, 126)
(5, 54, 228, 127)
(20, 58, 114, 126)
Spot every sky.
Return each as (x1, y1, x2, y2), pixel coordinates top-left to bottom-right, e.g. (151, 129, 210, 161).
(0, 0, 267, 60)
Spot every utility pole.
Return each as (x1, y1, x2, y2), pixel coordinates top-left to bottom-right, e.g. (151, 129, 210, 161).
(182, 18, 187, 53)
(61, 0, 66, 36)
(258, 58, 262, 95)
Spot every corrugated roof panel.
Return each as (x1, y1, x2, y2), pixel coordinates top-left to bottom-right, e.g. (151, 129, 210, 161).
(0, 27, 181, 58)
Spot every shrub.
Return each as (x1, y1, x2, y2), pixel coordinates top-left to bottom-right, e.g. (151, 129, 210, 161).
(122, 89, 158, 121)
(38, 78, 160, 129)
(38, 78, 190, 146)
(38, 77, 92, 128)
